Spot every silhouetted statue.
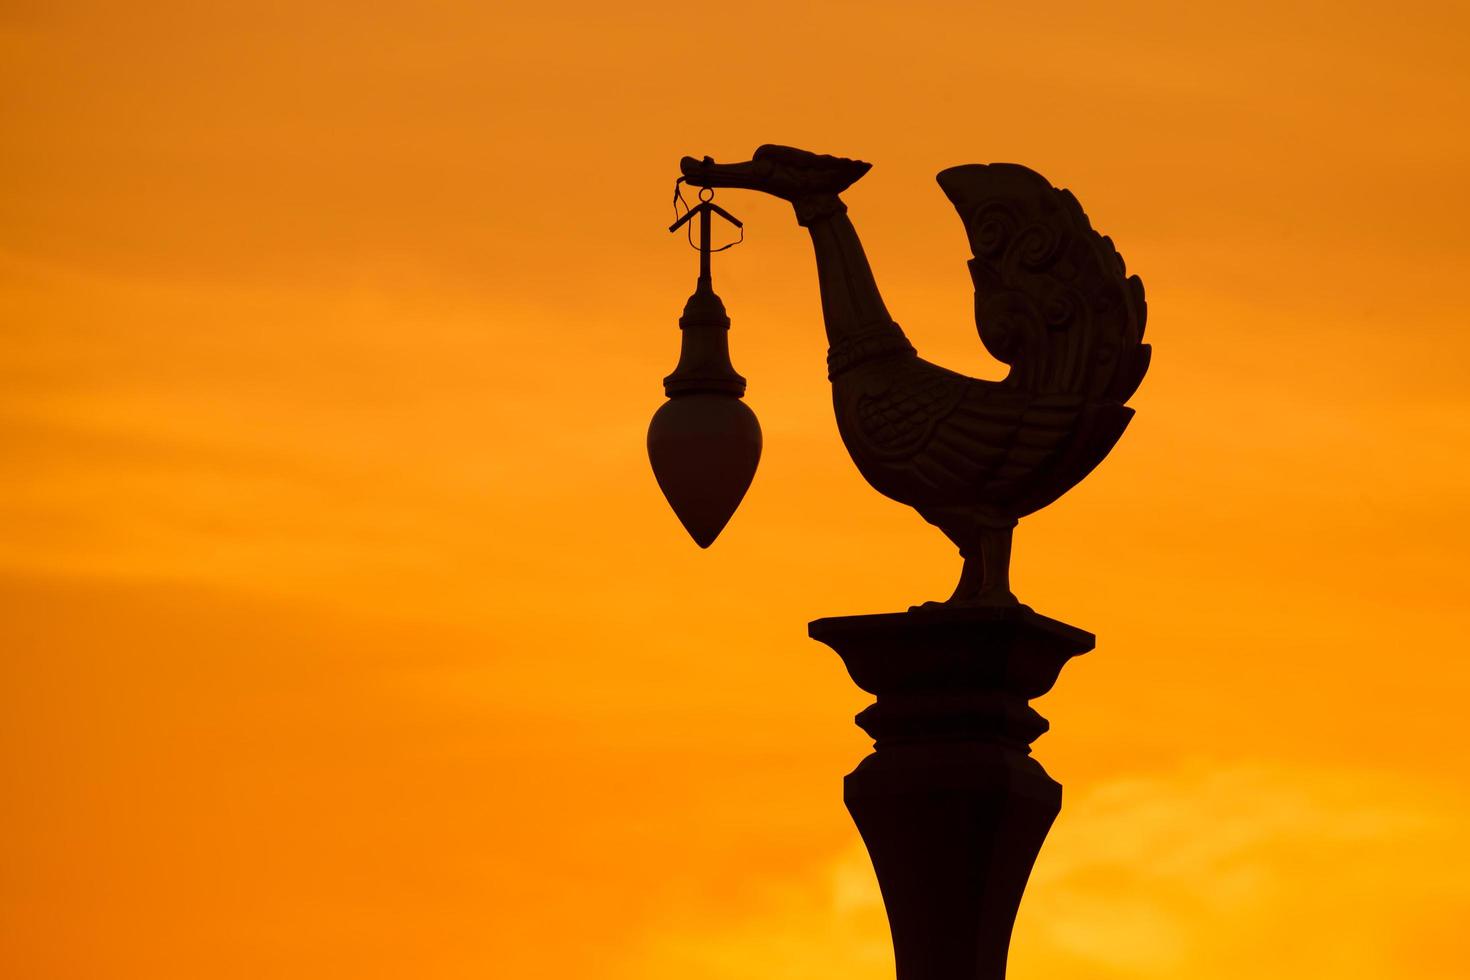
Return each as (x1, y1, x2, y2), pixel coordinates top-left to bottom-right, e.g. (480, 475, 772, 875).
(681, 145, 1150, 605)
(658, 146, 1153, 980)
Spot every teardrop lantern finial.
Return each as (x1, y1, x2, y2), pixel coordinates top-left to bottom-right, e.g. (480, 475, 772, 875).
(647, 182, 761, 547)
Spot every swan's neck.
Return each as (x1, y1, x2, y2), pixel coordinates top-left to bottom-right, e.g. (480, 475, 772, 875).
(801, 199, 914, 378)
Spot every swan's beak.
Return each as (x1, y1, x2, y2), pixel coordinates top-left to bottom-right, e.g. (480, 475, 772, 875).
(680, 154, 770, 190)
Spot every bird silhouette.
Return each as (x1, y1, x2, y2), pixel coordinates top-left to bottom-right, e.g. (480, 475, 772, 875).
(681, 145, 1150, 606)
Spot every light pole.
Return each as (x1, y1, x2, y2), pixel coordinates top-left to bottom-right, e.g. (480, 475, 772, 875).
(649, 144, 1150, 979)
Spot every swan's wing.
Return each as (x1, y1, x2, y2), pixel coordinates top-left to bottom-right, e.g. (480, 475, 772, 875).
(852, 363, 1083, 502)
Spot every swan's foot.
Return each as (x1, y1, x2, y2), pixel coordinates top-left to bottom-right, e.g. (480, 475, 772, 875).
(907, 528, 1018, 611)
(908, 589, 1019, 613)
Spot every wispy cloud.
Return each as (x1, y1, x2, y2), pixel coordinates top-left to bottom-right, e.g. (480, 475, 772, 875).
(618, 763, 1470, 980)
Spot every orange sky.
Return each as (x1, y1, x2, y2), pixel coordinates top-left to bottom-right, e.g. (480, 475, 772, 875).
(3, 2, 1469, 977)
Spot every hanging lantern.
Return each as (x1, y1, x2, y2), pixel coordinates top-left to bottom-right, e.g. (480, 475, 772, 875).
(647, 184, 761, 548)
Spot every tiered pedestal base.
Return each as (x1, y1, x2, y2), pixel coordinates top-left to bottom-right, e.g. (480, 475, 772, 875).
(810, 605, 1094, 980)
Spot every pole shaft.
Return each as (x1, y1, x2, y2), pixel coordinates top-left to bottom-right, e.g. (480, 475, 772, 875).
(699, 203, 712, 282)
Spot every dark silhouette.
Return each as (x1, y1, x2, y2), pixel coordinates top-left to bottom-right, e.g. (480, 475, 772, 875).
(680, 145, 1150, 605)
(651, 145, 1151, 980)
(647, 190, 760, 546)
(811, 606, 1093, 980)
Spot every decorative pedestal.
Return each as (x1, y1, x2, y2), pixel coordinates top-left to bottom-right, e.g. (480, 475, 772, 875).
(809, 605, 1094, 980)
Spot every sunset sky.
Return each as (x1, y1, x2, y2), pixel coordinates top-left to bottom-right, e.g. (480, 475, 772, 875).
(3, 1, 1469, 977)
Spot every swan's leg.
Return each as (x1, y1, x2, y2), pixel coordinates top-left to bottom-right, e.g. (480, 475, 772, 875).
(911, 512, 1019, 608)
(946, 552, 988, 603)
(974, 523, 1016, 605)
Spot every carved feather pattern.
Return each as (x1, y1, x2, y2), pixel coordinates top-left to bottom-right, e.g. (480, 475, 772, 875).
(834, 164, 1148, 526)
(846, 357, 1084, 511)
(936, 164, 1150, 402)
(854, 369, 967, 458)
